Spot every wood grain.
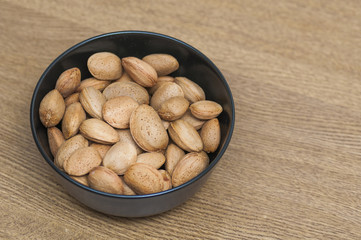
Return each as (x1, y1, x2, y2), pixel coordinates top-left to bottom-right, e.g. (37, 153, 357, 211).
(1, 0, 361, 239)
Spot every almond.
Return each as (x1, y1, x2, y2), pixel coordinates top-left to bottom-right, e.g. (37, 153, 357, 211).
(64, 92, 80, 107)
(88, 166, 124, 194)
(54, 134, 88, 169)
(162, 120, 170, 130)
(47, 127, 65, 157)
(157, 96, 189, 121)
(55, 68, 81, 98)
(189, 100, 223, 120)
(136, 152, 166, 169)
(39, 89, 65, 127)
(63, 147, 102, 176)
(90, 143, 111, 159)
(79, 86, 106, 119)
(180, 109, 205, 130)
(201, 118, 221, 153)
(87, 52, 122, 80)
(122, 57, 158, 87)
(142, 54, 179, 76)
(150, 82, 184, 110)
(168, 119, 203, 152)
(172, 151, 209, 187)
(117, 129, 143, 155)
(70, 175, 89, 187)
(79, 118, 119, 144)
(103, 81, 149, 105)
(102, 96, 139, 129)
(62, 102, 86, 139)
(174, 77, 205, 103)
(130, 104, 169, 151)
(124, 163, 164, 194)
(165, 143, 185, 176)
(76, 77, 111, 92)
(103, 141, 137, 175)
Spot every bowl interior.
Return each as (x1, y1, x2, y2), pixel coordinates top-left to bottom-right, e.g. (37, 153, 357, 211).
(31, 31, 235, 197)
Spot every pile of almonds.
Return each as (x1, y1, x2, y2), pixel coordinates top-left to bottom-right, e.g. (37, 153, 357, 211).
(39, 52, 222, 195)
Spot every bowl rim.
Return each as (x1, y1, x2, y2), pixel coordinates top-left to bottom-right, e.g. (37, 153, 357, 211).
(30, 30, 235, 199)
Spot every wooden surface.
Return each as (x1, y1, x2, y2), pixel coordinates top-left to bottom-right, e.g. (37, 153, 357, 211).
(1, 0, 361, 239)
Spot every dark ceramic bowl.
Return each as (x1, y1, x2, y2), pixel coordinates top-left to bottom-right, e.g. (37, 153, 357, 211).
(30, 31, 235, 217)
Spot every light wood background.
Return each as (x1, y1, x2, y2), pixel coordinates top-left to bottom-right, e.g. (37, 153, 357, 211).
(1, 0, 361, 239)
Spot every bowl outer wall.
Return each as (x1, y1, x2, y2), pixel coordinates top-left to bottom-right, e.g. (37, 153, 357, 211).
(30, 31, 235, 217)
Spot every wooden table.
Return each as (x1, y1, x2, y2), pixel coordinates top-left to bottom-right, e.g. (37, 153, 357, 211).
(1, 0, 361, 239)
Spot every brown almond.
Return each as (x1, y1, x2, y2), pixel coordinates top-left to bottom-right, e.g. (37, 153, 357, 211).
(180, 109, 205, 130)
(63, 147, 102, 176)
(76, 77, 111, 92)
(136, 152, 166, 169)
(124, 163, 164, 194)
(79, 86, 106, 119)
(103, 81, 149, 105)
(142, 54, 179, 76)
(88, 166, 124, 194)
(130, 104, 169, 151)
(189, 100, 223, 120)
(117, 129, 143, 155)
(102, 96, 139, 129)
(172, 151, 209, 187)
(54, 134, 88, 169)
(201, 118, 221, 153)
(62, 102, 86, 139)
(158, 169, 172, 191)
(168, 119, 203, 152)
(90, 143, 111, 159)
(55, 68, 81, 98)
(165, 143, 185, 176)
(39, 89, 65, 127)
(162, 120, 170, 130)
(174, 77, 205, 103)
(150, 82, 184, 110)
(103, 141, 137, 175)
(122, 57, 158, 87)
(115, 72, 134, 83)
(157, 76, 175, 83)
(87, 52, 122, 80)
(47, 127, 65, 157)
(120, 176, 136, 195)
(70, 175, 89, 187)
(79, 118, 119, 144)
(158, 96, 189, 121)
(64, 92, 80, 107)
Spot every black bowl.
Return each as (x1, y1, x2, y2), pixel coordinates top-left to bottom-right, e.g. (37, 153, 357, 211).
(30, 31, 235, 217)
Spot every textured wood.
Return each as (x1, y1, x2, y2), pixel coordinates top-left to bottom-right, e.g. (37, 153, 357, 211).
(1, 0, 361, 239)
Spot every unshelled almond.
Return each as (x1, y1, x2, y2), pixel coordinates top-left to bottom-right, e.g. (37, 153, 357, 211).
(39, 89, 65, 127)
(158, 169, 172, 191)
(189, 100, 223, 120)
(63, 147, 102, 176)
(180, 109, 205, 130)
(150, 82, 184, 110)
(174, 77, 205, 103)
(165, 143, 185, 176)
(157, 96, 189, 121)
(136, 152, 166, 169)
(88, 166, 124, 194)
(55, 67, 81, 98)
(79, 118, 119, 144)
(90, 143, 111, 159)
(103, 81, 149, 105)
(62, 102, 86, 139)
(64, 92, 80, 107)
(168, 119, 203, 152)
(142, 54, 179, 76)
(87, 52, 122, 80)
(200, 118, 221, 153)
(79, 86, 106, 119)
(122, 57, 158, 87)
(103, 141, 137, 175)
(117, 129, 143, 155)
(172, 151, 209, 187)
(70, 175, 89, 187)
(47, 127, 65, 157)
(124, 163, 164, 195)
(130, 104, 169, 152)
(76, 77, 111, 92)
